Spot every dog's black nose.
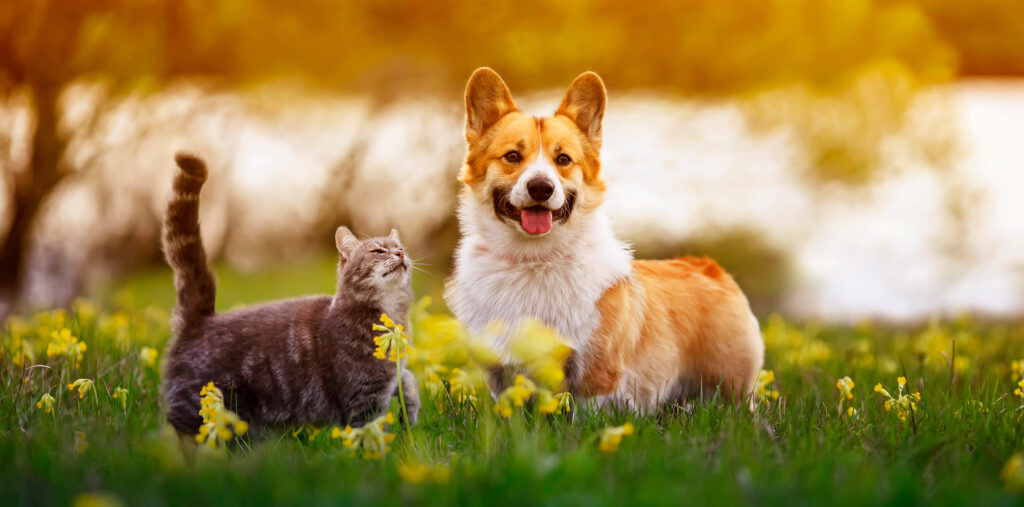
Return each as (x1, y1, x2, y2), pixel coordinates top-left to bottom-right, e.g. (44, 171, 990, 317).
(527, 177, 555, 202)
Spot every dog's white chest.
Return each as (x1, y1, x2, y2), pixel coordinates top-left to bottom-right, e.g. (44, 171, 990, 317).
(445, 216, 633, 359)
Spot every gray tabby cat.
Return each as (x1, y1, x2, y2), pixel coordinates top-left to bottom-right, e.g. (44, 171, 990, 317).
(161, 152, 419, 436)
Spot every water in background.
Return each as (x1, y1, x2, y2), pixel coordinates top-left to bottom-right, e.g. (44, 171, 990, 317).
(1, 80, 1021, 321)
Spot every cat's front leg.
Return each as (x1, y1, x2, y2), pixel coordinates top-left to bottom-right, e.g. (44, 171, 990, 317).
(397, 369, 419, 426)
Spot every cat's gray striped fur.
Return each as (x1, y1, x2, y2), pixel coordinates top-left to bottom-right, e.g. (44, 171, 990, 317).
(161, 152, 418, 435)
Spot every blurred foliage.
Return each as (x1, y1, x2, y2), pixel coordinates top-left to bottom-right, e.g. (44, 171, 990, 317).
(919, 0, 1024, 76)
(0, 0, 994, 97)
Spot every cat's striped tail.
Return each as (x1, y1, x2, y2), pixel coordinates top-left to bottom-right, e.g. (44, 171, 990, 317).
(163, 152, 216, 332)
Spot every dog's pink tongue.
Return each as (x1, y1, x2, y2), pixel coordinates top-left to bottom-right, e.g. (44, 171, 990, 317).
(521, 208, 553, 234)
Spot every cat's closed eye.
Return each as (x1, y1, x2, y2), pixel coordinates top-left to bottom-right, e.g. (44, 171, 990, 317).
(371, 249, 386, 254)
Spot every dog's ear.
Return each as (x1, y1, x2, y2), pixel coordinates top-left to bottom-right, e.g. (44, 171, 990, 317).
(335, 226, 359, 261)
(557, 72, 606, 149)
(465, 68, 516, 144)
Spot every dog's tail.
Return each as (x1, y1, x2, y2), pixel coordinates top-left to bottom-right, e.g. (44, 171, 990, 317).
(163, 152, 216, 332)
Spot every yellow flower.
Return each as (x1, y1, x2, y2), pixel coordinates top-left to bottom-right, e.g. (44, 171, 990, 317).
(847, 407, 857, 417)
(835, 376, 856, 414)
(47, 329, 87, 366)
(140, 347, 158, 368)
(74, 431, 89, 455)
(373, 314, 412, 363)
(755, 369, 780, 405)
(509, 319, 572, 390)
(1003, 453, 1024, 492)
(331, 413, 397, 460)
(494, 375, 537, 418)
(398, 462, 451, 485)
(36, 392, 55, 414)
(67, 378, 95, 400)
(194, 381, 248, 449)
(536, 389, 558, 414)
(597, 422, 635, 453)
(874, 377, 920, 423)
(448, 368, 478, 404)
(536, 390, 573, 415)
(835, 377, 855, 400)
(71, 492, 123, 507)
(112, 387, 129, 411)
(1013, 360, 1024, 380)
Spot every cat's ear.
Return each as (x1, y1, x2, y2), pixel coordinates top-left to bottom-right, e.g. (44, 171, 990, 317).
(388, 228, 401, 243)
(465, 68, 516, 144)
(335, 226, 359, 260)
(557, 71, 606, 149)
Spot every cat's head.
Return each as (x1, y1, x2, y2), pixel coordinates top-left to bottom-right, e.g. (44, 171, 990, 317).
(335, 227, 412, 294)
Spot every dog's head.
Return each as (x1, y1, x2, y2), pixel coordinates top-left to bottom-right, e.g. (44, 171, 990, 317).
(458, 68, 607, 252)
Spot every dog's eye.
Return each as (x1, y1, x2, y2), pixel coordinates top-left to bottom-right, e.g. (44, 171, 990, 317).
(504, 151, 522, 163)
(555, 153, 572, 166)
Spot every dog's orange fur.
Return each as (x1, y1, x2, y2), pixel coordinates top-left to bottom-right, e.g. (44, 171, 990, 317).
(584, 257, 762, 404)
(450, 68, 763, 409)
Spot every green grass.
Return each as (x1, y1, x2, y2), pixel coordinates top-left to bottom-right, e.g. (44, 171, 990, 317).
(2, 262, 1024, 506)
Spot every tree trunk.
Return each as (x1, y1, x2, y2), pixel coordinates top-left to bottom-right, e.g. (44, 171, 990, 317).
(0, 84, 65, 317)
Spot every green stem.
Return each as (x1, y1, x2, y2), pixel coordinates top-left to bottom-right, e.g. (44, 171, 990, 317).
(396, 349, 412, 435)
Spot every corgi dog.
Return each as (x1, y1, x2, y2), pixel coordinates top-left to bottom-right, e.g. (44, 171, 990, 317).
(444, 68, 764, 411)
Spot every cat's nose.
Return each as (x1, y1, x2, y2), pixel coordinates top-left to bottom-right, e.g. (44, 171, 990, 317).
(395, 251, 404, 261)
(527, 177, 554, 202)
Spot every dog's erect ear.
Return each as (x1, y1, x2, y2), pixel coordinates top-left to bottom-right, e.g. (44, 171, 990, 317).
(388, 228, 401, 243)
(335, 226, 359, 261)
(465, 68, 516, 144)
(557, 72, 606, 149)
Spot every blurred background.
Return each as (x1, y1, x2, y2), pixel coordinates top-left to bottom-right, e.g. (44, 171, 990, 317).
(1, 0, 1022, 322)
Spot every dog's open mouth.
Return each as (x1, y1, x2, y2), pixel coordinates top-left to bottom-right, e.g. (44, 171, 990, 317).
(493, 188, 575, 235)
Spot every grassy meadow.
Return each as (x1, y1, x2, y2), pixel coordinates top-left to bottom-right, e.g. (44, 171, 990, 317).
(3, 261, 1024, 505)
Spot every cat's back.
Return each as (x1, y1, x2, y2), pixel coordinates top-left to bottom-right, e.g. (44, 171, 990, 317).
(209, 295, 332, 334)
(167, 295, 332, 363)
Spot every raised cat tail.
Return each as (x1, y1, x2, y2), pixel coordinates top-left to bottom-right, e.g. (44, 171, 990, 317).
(163, 152, 216, 332)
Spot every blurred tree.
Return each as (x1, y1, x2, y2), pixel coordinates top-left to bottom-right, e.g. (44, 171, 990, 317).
(0, 0, 1015, 314)
(0, 0, 193, 315)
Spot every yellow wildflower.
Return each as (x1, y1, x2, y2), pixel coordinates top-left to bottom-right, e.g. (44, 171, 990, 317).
(1013, 360, 1024, 380)
(47, 329, 87, 366)
(597, 422, 635, 453)
(1003, 453, 1024, 492)
(836, 377, 855, 400)
(74, 431, 89, 455)
(292, 426, 322, 440)
(847, 407, 857, 417)
(537, 391, 573, 415)
(140, 347, 159, 368)
(836, 376, 855, 414)
(331, 412, 396, 460)
(494, 375, 537, 418)
(448, 368, 478, 404)
(509, 319, 572, 390)
(67, 378, 95, 400)
(112, 387, 129, 411)
(5, 317, 34, 366)
(373, 314, 413, 362)
(398, 462, 451, 485)
(36, 392, 55, 414)
(754, 369, 780, 405)
(71, 492, 123, 507)
(874, 377, 921, 422)
(195, 382, 248, 449)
